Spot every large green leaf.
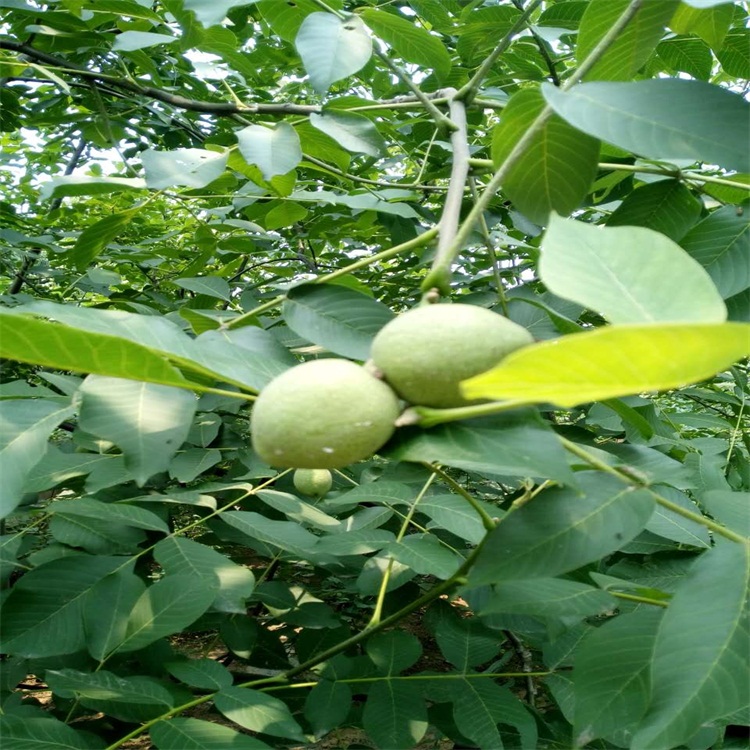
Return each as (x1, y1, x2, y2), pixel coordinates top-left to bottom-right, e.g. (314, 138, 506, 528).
(656, 36, 713, 80)
(0, 398, 74, 519)
(142, 148, 229, 189)
(310, 110, 386, 157)
(283, 282, 394, 360)
(213, 687, 306, 742)
(448, 680, 537, 750)
(433, 615, 501, 671)
(468, 474, 655, 586)
(633, 543, 750, 748)
(295, 12, 372, 93)
(46, 669, 175, 722)
(573, 608, 664, 746)
(0, 308, 192, 390)
(367, 631, 422, 674)
(680, 204, 750, 299)
(362, 680, 428, 750)
(479, 578, 616, 618)
(540, 214, 726, 324)
(150, 718, 271, 749)
(49, 497, 169, 533)
(360, 8, 451, 78)
(462, 323, 750, 408)
(543, 79, 750, 173)
(49, 514, 146, 555)
(605, 179, 702, 242)
(576, 0, 679, 81)
(419, 493, 491, 545)
(491, 87, 600, 225)
(67, 210, 135, 271)
(304, 680, 352, 737)
(236, 122, 302, 181)
(78, 376, 196, 486)
(83, 568, 146, 661)
(0, 554, 123, 657)
(387, 412, 575, 485)
(388, 535, 463, 579)
(0, 715, 105, 750)
(115, 573, 218, 653)
(154, 536, 255, 614)
(669, 2, 734, 49)
(165, 658, 233, 690)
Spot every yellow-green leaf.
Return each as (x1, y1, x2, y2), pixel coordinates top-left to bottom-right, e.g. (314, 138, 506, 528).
(461, 323, 750, 408)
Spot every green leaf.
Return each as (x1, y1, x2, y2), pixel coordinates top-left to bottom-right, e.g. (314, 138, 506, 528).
(388, 412, 576, 485)
(154, 536, 255, 615)
(701, 491, 750, 536)
(491, 87, 600, 225)
(46, 669, 174, 722)
(0, 715, 105, 750)
(175, 276, 231, 301)
(184, 0, 262, 28)
(220, 511, 321, 559)
(0, 554, 123, 657)
(151, 717, 271, 749)
(0, 399, 74, 519)
(605, 179, 702, 242)
(461, 323, 750, 408)
(468, 474, 655, 586)
(264, 200, 308, 230)
(362, 680, 428, 750)
(236, 122, 302, 181)
(84, 568, 146, 661)
(360, 8, 451, 79)
(165, 658, 233, 690)
(49, 514, 146, 555)
(717, 29, 750, 78)
(419, 494, 490, 545)
(388, 535, 463, 580)
(78, 376, 196, 486)
(213, 686, 306, 742)
(39, 175, 147, 200)
(310, 110, 386, 157)
(680, 204, 750, 299)
(367, 630, 422, 674)
(68, 210, 135, 271)
(295, 13, 372, 94)
(479, 578, 617, 618)
(656, 36, 713, 80)
(304, 680, 352, 737)
(433, 615, 501, 670)
(646, 486, 711, 548)
(456, 6, 520, 64)
(448, 680, 537, 750)
(49, 497, 169, 533)
(633, 543, 750, 749)
(543, 79, 750, 172)
(317, 528, 394, 555)
(112, 31, 177, 51)
(116, 573, 218, 653)
(540, 214, 726, 323)
(576, 0, 679, 81)
(669, 2, 734, 49)
(283, 282, 394, 360)
(573, 608, 664, 746)
(142, 148, 229, 189)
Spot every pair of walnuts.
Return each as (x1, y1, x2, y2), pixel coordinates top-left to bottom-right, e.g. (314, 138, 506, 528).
(251, 303, 533, 472)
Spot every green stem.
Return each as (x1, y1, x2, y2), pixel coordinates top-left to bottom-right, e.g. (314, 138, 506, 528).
(598, 162, 750, 191)
(367, 473, 437, 627)
(423, 0, 645, 292)
(426, 463, 497, 531)
(422, 91, 470, 294)
(559, 437, 748, 545)
(397, 399, 533, 429)
(226, 226, 439, 330)
(610, 591, 669, 608)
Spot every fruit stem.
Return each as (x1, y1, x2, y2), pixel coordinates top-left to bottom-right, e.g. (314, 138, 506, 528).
(397, 399, 534, 428)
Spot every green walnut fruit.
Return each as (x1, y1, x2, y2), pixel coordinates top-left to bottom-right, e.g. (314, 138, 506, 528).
(371, 303, 533, 408)
(293, 468, 333, 498)
(251, 359, 400, 469)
